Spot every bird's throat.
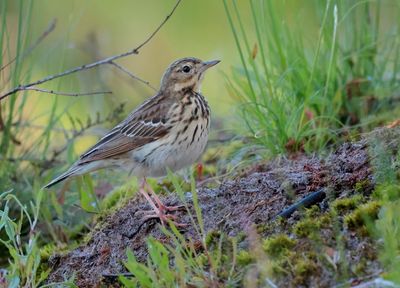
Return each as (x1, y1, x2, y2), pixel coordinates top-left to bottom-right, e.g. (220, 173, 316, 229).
(173, 77, 201, 93)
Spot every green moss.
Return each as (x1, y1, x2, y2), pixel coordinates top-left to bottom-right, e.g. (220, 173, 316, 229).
(262, 234, 296, 258)
(236, 250, 254, 266)
(353, 259, 368, 275)
(40, 243, 61, 261)
(304, 205, 321, 217)
(331, 195, 364, 214)
(293, 218, 319, 237)
(270, 259, 290, 277)
(344, 200, 381, 229)
(267, 249, 320, 285)
(101, 181, 137, 210)
(318, 213, 332, 227)
(256, 224, 268, 234)
(258, 217, 287, 235)
(293, 258, 319, 285)
(40, 241, 79, 262)
(292, 209, 334, 238)
(354, 180, 372, 193)
(205, 230, 221, 247)
(236, 232, 247, 243)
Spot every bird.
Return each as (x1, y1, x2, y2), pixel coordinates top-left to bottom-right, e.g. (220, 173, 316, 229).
(44, 57, 220, 225)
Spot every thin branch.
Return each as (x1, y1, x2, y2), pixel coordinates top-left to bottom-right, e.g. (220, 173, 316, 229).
(0, 0, 182, 101)
(134, 0, 182, 51)
(23, 87, 112, 97)
(110, 61, 157, 91)
(0, 19, 57, 73)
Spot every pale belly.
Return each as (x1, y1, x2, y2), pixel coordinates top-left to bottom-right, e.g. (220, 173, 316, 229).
(125, 120, 209, 178)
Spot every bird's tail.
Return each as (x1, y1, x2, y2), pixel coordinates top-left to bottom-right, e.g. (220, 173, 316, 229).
(43, 166, 82, 189)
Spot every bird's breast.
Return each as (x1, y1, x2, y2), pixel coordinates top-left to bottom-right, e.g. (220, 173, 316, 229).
(128, 95, 210, 178)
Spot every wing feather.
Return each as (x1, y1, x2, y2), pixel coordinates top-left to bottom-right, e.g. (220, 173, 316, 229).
(77, 93, 174, 164)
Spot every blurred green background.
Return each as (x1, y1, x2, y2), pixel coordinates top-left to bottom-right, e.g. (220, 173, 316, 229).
(3, 0, 399, 156)
(4, 0, 244, 157)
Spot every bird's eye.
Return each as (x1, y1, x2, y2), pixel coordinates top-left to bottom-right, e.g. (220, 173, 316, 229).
(182, 65, 191, 73)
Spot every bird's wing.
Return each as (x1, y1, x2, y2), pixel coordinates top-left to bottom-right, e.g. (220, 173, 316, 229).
(77, 94, 174, 164)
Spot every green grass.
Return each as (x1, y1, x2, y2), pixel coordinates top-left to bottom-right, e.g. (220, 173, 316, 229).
(369, 136, 400, 282)
(224, 0, 400, 155)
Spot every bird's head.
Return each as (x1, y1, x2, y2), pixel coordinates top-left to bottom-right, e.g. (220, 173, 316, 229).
(160, 57, 220, 93)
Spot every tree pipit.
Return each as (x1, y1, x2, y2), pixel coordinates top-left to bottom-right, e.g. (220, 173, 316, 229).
(44, 57, 220, 226)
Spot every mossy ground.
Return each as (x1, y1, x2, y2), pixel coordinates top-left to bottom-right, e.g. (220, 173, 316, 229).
(46, 128, 400, 287)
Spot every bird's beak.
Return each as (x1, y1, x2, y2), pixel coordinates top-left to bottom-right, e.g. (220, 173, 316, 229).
(200, 60, 220, 72)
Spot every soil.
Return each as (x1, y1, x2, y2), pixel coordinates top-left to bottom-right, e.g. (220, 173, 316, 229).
(47, 127, 400, 287)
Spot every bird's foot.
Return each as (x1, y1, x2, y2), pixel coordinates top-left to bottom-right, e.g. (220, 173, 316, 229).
(139, 208, 187, 227)
(138, 178, 187, 227)
(159, 203, 186, 213)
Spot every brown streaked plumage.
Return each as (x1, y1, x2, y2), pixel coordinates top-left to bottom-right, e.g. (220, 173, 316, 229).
(44, 57, 219, 225)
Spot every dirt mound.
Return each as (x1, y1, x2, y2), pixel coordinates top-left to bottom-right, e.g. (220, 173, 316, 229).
(47, 128, 399, 287)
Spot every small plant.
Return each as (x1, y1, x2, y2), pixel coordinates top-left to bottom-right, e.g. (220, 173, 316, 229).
(120, 238, 178, 287)
(0, 189, 47, 287)
(0, 189, 78, 288)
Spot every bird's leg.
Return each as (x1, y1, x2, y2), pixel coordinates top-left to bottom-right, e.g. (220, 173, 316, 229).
(138, 178, 186, 227)
(143, 180, 185, 213)
(138, 181, 159, 213)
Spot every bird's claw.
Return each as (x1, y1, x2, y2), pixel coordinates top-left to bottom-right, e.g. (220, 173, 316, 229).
(140, 209, 187, 227)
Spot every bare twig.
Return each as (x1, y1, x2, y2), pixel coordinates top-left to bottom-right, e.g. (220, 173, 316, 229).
(24, 87, 112, 97)
(0, 19, 57, 73)
(110, 61, 157, 91)
(0, 0, 182, 101)
(134, 0, 181, 51)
